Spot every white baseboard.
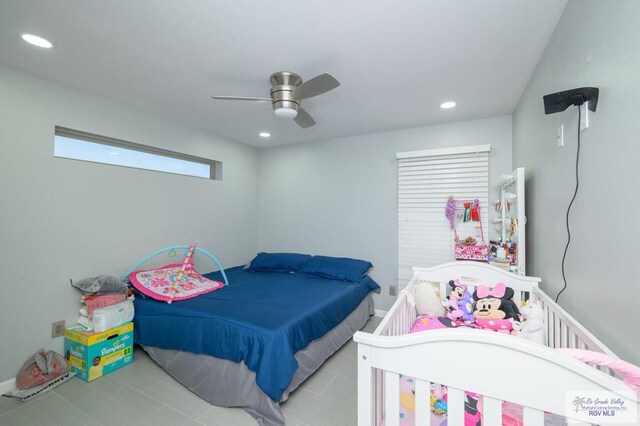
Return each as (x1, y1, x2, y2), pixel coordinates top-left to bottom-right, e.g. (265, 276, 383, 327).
(374, 309, 388, 318)
(0, 377, 16, 395)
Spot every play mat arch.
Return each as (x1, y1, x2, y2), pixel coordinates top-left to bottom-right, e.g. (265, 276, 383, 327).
(123, 244, 229, 303)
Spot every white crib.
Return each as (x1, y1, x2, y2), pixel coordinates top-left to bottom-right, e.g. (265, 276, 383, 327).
(354, 262, 639, 426)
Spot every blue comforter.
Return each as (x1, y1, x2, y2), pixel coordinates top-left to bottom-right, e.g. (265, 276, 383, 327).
(133, 266, 379, 401)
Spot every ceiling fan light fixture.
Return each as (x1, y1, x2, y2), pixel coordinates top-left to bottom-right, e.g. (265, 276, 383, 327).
(274, 107, 298, 119)
(440, 101, 456, 109)
(259, 132, 271, 138)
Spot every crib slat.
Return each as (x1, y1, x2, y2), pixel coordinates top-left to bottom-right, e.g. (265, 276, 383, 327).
(376, 369, 384, 425)
(357, 345, 373, 426)
(554, 315, 561, 348)
(384, 371, 400, 426)
(414, 379, 431, 426)
(439, 281, 447, 303)
(523, 406, 544, 425)
(561, 324, 568, 348)
(544, 305, 551, 347)
(482, 396, 502, 425)
(446, 387, 465, 426)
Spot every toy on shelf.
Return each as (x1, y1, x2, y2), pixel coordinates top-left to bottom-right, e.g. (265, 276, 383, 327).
(447, 197, 489, 262)
(125, 244, 229, 304)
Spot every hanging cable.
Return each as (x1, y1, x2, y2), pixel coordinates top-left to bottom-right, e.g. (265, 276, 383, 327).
(556, 105, 582, 303)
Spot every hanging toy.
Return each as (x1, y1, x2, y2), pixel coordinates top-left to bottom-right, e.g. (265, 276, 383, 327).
(169, 244, 196, 304)
(444, 196, 458, 240)
(469, 199, 481, 222)
(462, 202, 471, 222)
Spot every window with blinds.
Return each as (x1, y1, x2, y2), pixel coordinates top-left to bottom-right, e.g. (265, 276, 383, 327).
(397, 145, 490, 286)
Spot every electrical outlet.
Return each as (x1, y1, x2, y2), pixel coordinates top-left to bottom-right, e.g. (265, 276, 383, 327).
(51, 320, 65, 338)
(389, 285, 397, 296)
(580, 102, 589, 132)
(557, 124, 564, 148)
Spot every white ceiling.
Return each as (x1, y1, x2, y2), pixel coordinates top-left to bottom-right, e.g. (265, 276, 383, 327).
(0, 0, 567, 147)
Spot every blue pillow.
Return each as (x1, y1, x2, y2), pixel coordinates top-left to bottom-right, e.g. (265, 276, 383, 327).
(297, 255, 373, 282)
(246, 252, 311, 273)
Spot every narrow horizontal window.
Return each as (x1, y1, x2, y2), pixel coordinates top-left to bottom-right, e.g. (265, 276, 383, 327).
(54, 127, 220, 180)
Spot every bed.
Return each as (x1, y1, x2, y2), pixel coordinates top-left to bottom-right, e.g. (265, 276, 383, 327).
(354, 261, 639, 426)
(133, 262, 380, 426)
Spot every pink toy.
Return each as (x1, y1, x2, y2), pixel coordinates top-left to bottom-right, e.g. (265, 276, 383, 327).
(443, 280, 466, 320)
(556, 349, 640, 396)
(475, 318, 516, 334)
(129, 244, 225, 303)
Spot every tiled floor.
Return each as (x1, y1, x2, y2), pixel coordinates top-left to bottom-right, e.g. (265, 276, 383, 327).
(0, 316, 381, 426)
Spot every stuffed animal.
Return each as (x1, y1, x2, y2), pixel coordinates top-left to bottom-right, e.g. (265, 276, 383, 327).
(472, 283, 521, 334)
(459, 290, 476, 322)
(519, 301, 545, 345)
(415, 280, 445, 316)
(442, 280, 465, 320)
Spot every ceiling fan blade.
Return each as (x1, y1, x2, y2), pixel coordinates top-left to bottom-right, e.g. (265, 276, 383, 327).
(294, 73, 340, 100)
(210, 96, 271, 102)
(294, 107, 316, 128)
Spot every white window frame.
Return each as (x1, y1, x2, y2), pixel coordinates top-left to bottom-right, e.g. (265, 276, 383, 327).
(54, 126, 221, 180)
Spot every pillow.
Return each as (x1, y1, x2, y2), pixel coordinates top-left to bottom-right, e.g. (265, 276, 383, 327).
(246, 252, 312, 273)
(297, 255, 373, 282)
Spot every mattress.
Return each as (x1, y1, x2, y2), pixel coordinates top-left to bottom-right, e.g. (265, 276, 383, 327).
(133, 266, 380, 401)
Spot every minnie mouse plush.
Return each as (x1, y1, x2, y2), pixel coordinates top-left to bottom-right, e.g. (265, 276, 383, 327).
(442, 280, 465, 320)
(472, 283, 521, 334)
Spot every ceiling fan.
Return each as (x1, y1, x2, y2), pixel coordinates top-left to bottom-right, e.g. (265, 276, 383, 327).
(211, 71, 340, 129)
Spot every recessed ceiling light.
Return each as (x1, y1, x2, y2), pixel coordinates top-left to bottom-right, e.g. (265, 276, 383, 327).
(21, 34, 53, 48)
(259, 132, 271, 138)
(440, 101, 456, 109)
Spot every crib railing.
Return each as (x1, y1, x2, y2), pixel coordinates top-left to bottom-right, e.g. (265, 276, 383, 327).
(355, 264, 635, 426)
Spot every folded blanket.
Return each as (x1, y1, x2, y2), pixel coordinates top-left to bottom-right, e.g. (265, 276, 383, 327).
(83, 293, 127, 316)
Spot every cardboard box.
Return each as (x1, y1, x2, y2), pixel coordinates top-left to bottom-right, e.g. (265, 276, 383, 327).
(64, 322, 134, 382)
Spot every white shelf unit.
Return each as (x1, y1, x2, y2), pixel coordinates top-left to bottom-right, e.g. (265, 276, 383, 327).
(494, 167, 526, 275)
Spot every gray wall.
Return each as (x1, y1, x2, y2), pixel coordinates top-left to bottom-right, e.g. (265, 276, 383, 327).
(0, 64, 259, 382)
(258, 116, 513, 310)
(513, 0, 639, 363)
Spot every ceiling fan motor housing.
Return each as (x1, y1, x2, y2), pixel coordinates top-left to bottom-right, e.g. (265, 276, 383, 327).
(270, 72, 301, 114)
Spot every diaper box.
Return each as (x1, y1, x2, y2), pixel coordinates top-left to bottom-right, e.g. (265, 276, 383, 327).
(64, 322, 134, 382)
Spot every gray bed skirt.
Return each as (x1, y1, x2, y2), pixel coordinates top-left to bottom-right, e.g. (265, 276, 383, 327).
(142, 294, 375, 426)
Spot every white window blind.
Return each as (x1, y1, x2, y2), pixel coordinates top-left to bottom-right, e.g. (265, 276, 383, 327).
(397, 145, 490, 286)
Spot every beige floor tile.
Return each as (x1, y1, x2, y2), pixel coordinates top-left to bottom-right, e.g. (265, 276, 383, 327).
(198, 404, 257, 425)
(321, 353, 357, 379)
(323, 375, 357, 407)
(54, 375, 120, 404)
(144, 375, 212, 419)
(70, 377, 163, 424)
(0, 393, 100, 426)
(110, 355, 169, 391)
(0, 395, 23, 416)
(297, 369, 336, 394)
(361, 316, 382, 333)
(336, 338, 357, 358)
(140, 405, 205, 426)
(281, 389, 354, 426)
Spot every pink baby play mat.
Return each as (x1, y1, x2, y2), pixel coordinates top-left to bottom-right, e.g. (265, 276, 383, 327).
(130, 263, 223, 302)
